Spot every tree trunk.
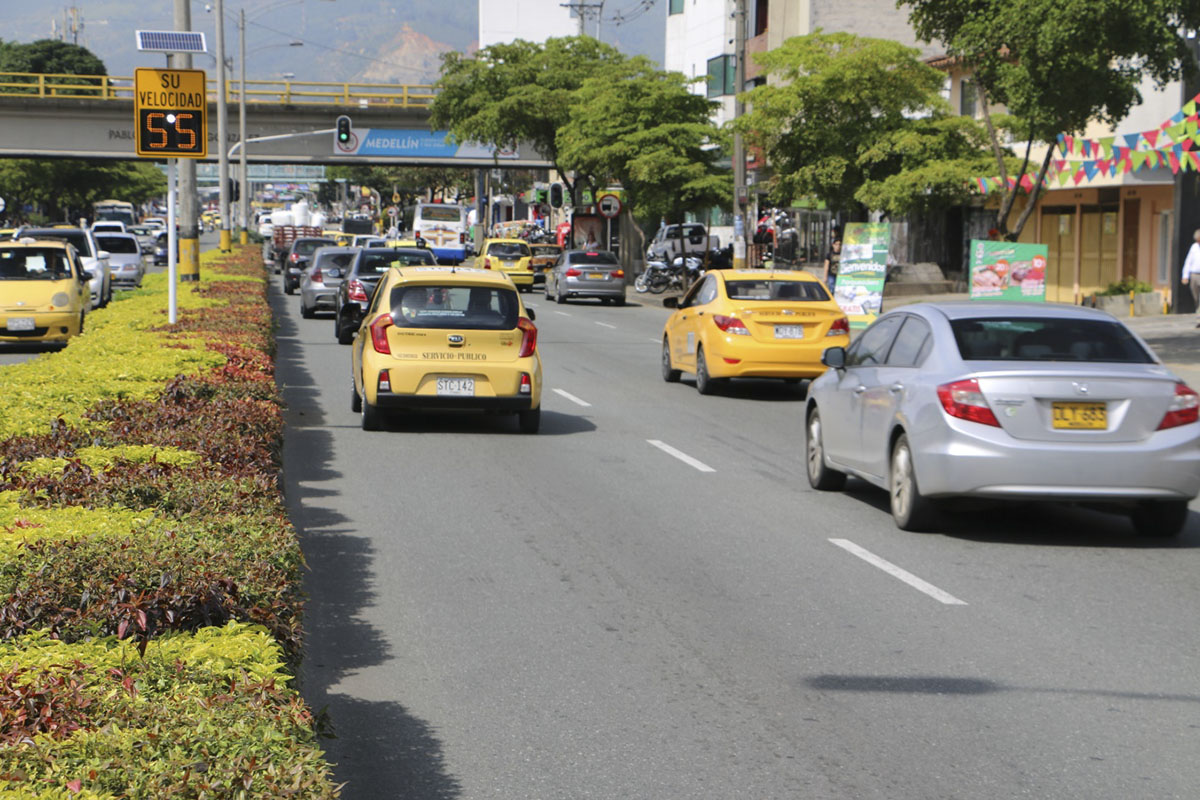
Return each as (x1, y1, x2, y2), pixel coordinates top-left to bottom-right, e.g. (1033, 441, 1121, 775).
(1008, 144, 1057, 240)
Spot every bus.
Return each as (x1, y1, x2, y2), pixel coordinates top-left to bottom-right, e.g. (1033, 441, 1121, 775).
(400, 203, 470, 264)
(92, 200, 136, 227)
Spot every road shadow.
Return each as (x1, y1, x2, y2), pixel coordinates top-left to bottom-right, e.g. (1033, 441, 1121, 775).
(370, 409, 596, 436)
(678, 376, 810, 403)
(805, 673, 1200, 704)
(271, 273, 462, 799)
(838, 477, 1200, 548)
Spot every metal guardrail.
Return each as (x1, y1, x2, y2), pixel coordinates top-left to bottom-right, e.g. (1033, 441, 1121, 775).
(0, 72, 437, 108)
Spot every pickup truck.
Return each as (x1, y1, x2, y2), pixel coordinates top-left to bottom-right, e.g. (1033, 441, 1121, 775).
(646, 223, 719, 262)
(271, 225, 323, 273)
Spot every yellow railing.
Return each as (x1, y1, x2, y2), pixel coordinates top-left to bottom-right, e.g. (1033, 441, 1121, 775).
(0, 72, 437, 108)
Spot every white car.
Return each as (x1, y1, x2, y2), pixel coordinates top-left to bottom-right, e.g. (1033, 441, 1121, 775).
(93, 232, 145, 288)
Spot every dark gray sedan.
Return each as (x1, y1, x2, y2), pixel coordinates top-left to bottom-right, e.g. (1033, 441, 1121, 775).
(805, 302, 1200, 535)
(545, 249, 626, 305)
(300, 246, 357, 318)
(334, 246, 436, 344)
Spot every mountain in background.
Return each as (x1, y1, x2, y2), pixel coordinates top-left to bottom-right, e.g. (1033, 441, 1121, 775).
(0, 1, 665, 85)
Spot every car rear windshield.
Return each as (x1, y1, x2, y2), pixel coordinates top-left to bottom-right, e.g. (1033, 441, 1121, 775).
(294, 239, 336, 255)
(359, 250, 436, 274)
(95, 236, 138, 254)
(420, 207, 461, 222)
(531, 246, 560, 256)
(26, 231, 90, 256)
(950, 318, 1155, 363)
(0, 248, 72, 280)
(568, 251, 619, 265)
(487, 242, 530, 258)
(725, 279, 830, 301)
(316, 251, 355, 269)
(389, 284, 520, 330)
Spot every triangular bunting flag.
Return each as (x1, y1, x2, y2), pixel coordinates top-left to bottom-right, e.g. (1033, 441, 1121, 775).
(1131, 151, 1147, 170)
(1057, 134, 1067, 151)
(1186, 99, 1198, 116)
(1055, 159, 1068, 173)
(1100, 137, 1115, 158)
(1064, 135, 1075, 154)
(1144, 130, 1159, 147)
(1082, 140, 1093, 158)
(1019, 174, 1034, 192)
(1123, 133, 1141, 150)
(1122, 157, 1133, 174)
(1073, 168, 1086, 185)
(1173, 111, 1186, 124)
(1083, 161, 1099, 180)
(1170, 151, 1181, 174)
(1183, 139, 1195, 152)
(1190, 152, 1200, 171)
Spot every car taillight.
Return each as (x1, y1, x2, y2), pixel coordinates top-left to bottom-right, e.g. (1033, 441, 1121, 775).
(378, 369, 391, 393)
(1158, 382, 1200, 430)
(484, 257, 492, 269)
(290, 253, 300, 262)
(348, 279, 369, 302)
(517, 317, 537, 357)
(565, 268, 581, 277)
(713, 315, 750, 336)
(937, 378, 999, 427)
(310, 268, 322, 283)
(369, 313, 393, 354)
(827, 317, 850, 337)
(519, 372, 532, 394)
(460, 232, 466, 244)
(613, 269, 625, 278)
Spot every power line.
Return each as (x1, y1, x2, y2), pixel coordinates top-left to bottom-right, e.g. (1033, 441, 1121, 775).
(243, 16, 440, 77)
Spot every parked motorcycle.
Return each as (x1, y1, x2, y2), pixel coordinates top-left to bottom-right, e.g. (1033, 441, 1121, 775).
(635, 258, 672, 293)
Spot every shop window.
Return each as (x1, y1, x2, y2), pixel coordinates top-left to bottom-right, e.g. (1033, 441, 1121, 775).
(707, 54, 736, 97)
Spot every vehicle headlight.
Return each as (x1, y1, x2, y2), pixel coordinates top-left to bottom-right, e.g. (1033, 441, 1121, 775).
(51, 292, 70, 308)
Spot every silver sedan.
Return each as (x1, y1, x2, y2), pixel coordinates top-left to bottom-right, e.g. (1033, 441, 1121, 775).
(805, 302, 1200, 535)
(545, 249, 626, 305)
(300, 246, 357, 318)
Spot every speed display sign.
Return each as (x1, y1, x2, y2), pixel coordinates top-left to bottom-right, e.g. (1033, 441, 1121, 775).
(133, 68, 208, 158)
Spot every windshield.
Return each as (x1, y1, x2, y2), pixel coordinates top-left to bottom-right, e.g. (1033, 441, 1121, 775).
(950, 318, 1155, 363)
(316, 251, 356, 269)
(25, 230, 90, 256)
(95, 235, 138, 254)
(0, 248, 73, 280)
(390, 284, 519, 330)
(294, 239, 336, 256)
(725, 280, 830, 301)
(419, 206, 462, 222)
(487, 242, 530, 258)
(359, 250, 436, 274)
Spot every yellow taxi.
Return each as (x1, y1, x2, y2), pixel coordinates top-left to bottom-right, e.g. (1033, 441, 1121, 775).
(474, 238, 534, 291)
(0, 239, 91, 344)
(528, 243, 562, 286)
(351, 266, 543, 432)
(661, 269, 850, 394)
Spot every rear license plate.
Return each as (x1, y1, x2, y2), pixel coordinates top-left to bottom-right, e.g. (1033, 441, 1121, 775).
(1052, 402, 1107, 430)
(587, 273, 605, 280)
(774, 325, 804, 339)
(436, 377, 475, 397)
(6, 317, 34, 332)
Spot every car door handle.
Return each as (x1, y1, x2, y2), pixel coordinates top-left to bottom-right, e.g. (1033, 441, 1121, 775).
(853, 385, 866, 395)
(889, 383, 904, 394)
(697, 311, 705, 316)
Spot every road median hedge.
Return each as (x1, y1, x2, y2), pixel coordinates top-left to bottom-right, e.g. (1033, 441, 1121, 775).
(0, 248, 338, 798)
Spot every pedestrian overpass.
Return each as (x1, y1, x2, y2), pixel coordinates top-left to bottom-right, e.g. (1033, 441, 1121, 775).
(0, 72, 551, 168)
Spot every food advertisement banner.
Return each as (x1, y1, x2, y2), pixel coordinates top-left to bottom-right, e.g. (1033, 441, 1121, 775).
(969, 240, 1048, 301)
(833, 222, 890, 329)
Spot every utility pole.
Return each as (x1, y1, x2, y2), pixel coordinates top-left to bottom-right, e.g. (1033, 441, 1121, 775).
(732, 0, 748, 269)
(215, 0, 231, 252)
(560, 2, 604, 37)
(173, 0, 200, 282)
(238, 8, 248, 244)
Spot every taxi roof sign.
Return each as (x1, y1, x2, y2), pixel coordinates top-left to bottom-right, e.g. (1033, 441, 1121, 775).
(133, 68, 208, 158)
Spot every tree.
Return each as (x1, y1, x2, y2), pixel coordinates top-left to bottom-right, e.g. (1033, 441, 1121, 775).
(431, 36, 628, 200)
(904, 0, 1200, 239)
(0, 39, 106, 96)
(0, 160, 165, 223)
(558, 58, 730, 250)
(736, 32, 987, 219)
(325, 165, 474, 210)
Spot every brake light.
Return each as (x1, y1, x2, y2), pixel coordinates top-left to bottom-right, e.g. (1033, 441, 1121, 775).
(613, 269, 624, 278)
(1158, 382, 1200, 430)
(827, 317, 850, 337)
(369, 314, 393, 354)
(460, 232, 466, 244)
(484, 257, 492, 269)
(713, 315, 750, 336)
(517, 317, 538, 357)
(347, 279, 369, 302)
(565, 268, 581, 277)
(310, 268, 322, 283)
(289, 253, 300, 262)
(937, 378, 999, 427)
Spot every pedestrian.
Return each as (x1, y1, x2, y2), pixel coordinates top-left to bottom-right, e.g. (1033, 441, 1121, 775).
(822, 238, 842, 294)
(1183, 228, 1200, 321)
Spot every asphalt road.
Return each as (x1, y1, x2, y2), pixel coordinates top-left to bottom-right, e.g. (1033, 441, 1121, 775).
(283, 274, 1200, 799)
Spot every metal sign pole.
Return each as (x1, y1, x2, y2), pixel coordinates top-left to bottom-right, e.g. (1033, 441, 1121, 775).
(167, 159, 178, 324)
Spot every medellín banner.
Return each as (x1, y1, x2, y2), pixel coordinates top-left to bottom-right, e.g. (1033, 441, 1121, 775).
(833, 222, 889, 329)
(968, 240, 1048, 301)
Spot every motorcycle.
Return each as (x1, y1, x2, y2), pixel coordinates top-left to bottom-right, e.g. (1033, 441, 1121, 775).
(635, 258, 672, 293)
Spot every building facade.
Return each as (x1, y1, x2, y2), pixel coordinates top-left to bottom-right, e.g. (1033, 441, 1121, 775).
(478, 1, 577, 49)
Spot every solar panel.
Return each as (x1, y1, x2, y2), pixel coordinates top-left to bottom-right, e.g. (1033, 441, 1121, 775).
(135, 30, 208, 54)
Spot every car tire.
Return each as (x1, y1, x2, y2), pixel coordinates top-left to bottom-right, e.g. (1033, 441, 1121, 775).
(806, 408, 847, 491)
(1131, 500, 1189, 537)
(695, 347, 719, 395)
(612, 296, 625, 307)
(361, 395, 383, 431)
(661, 338, 681, 383)
(351, 378, 362, 413)
(284, 277, 295, 295)
(517, 406, 541, 434)
(336, 313, 355, 345)
(890, 433, 937, 532)
(300, 302, 314, 319)
(556, 283, 567, 304)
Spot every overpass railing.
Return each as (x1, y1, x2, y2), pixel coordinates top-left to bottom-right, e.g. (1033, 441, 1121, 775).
(0, 72, 437, 108)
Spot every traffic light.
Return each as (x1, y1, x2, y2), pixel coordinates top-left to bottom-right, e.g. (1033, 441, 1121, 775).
(335, 115, 353, 147)
(228, 177, 240, 202)
(549, 182, 564, 208)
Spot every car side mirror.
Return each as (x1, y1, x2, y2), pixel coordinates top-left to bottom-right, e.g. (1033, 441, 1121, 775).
(81, 270, 94, 282)
(662, 297, 678, 308)
(97, 251, 110, 260)
(821, 346, 846, 370)
(526, 308, 536, 322)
